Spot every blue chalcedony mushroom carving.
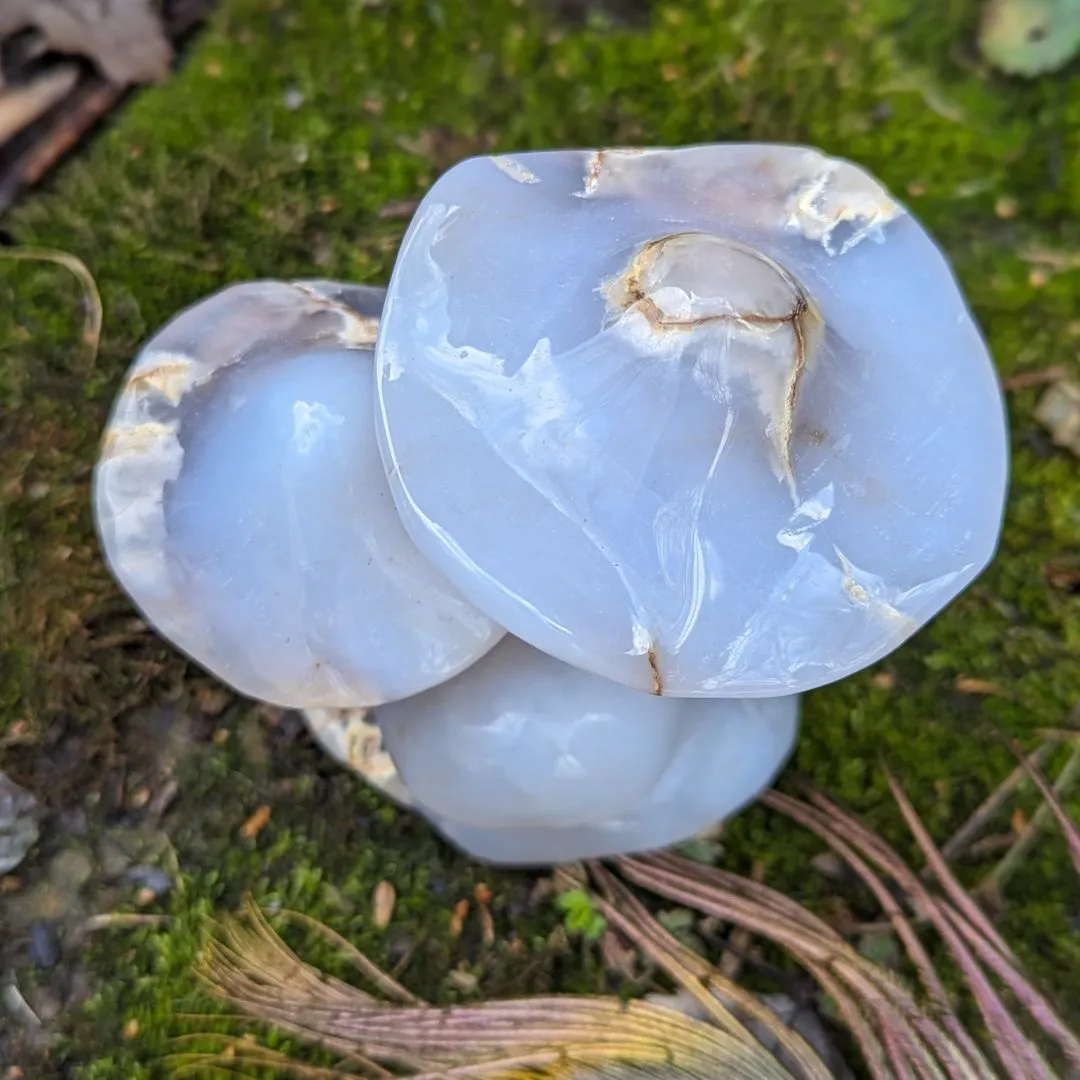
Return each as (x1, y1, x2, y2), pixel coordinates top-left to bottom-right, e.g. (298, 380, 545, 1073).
(94, 144, 1009, 864)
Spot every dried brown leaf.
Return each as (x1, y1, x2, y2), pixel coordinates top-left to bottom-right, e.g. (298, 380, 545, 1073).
(0, 0, 172, 86)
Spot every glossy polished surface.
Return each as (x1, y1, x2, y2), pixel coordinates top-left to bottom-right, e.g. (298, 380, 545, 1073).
(94, 280, 502, 708)
(376, 636, 799, 864)
(376, 144, 1009, 697)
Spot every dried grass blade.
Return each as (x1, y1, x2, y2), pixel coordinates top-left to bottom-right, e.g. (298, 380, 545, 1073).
(0, 246, 102, 367)
(940, 903, 1080, 1071)
(1010, 742, 1080, 877)
(763, 791, 996, 1080)
(979, 745, 1080, 904)
(941, 744, 1054, 862)
(194, 905, 794, 1080)
(587, 864, 828, 1080)
(802, 960, 894, 1080)
(267, 904, 421, 1004)
(785, 787, 1054, 1080)
(165, 1040, 365, 1078)
(621, 856, 974, 1080)
(884, 771, 1015, 961)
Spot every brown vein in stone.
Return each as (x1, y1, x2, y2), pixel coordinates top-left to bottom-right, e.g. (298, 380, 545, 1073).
(648, 644, 663, 696)
(290, 282, 380, 348)
(779, 295, 815, 494)
(582, 150, 606, 195)
(610, 232, 821, 495)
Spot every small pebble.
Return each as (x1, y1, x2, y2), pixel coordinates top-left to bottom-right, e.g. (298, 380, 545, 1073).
(372, 880, 396, 928)
(29, 922, 59, 969)
(196, 684, 232, 716)
(810, 852, 847, 880)
(0, 774, 40, 875)
(128, 786, 151, 810)
(448, 967, 478, 993)
(47, 848, 93, 892)
(125, 866, 172, 897)
(994, 196, 1018, 219)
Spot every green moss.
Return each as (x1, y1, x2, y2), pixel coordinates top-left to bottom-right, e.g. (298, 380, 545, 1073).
(2, 0, 1080, 1074)
(50, 719, 586, 1078)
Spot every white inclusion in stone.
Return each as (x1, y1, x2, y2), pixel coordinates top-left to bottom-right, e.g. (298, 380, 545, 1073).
(291, 401, 344, 453)
(94, 279, 503, 710)
(375, 143, 1009, 697)
(375, 635, 800, 865)
(777, 483, 835, 553)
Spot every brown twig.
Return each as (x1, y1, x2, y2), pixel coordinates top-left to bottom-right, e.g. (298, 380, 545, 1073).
(1002, 366, 1071, 392)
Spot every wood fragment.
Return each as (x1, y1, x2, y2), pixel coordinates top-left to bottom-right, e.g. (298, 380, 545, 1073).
(1002, 364, 1070, 391)
(448, 898, 469, 937)
(0, 64, 79, 144)
(4, 80, 123, 202)
(953, 675, 1011, 697)
(1037, 727, 1080, 743)
(377, 198, 420, 220)
(0, 0, 216, 215)
(239, 804, 272, 839)
(372, 880, 396, 929)
(477, 902, 495, 947)
(1035, 379, 1080, 458)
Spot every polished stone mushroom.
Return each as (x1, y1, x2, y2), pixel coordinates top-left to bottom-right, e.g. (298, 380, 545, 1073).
(93, 143, 1010, 865)
(373, 634, 799, 864)
(94, 279, 502, 709)
(375, 144, 1009, 698)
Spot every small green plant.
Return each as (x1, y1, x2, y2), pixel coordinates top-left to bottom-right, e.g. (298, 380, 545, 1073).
(555, 887, 607, 941)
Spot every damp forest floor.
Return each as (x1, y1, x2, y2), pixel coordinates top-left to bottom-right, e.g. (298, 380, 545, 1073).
(2, 0, 1080, 1077)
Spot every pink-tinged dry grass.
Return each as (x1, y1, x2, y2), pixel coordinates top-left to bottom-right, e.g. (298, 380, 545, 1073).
(172, 762, 1080, 1080)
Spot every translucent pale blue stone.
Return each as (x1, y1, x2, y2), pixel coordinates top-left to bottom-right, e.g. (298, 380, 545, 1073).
(376, 635, 799, 864)
(375, 144, 1009, 697)
(94, 280, 502, 708)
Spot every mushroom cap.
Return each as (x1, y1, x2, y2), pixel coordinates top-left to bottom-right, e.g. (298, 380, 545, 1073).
(375, 144, 1009, 697)
(94, 279, 502, 708)
(376, 634, 799, 865)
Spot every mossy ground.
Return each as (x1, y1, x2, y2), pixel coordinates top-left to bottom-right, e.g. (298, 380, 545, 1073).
(1, 0, 1080, 1076)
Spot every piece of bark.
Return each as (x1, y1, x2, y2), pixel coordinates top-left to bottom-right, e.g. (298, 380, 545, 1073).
(0, 64, 78, 144)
